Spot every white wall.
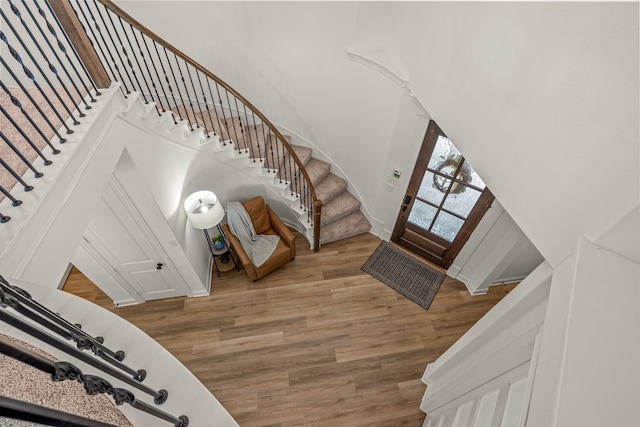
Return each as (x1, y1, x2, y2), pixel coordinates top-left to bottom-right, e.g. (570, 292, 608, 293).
(528, 236, 640, 426)
(448, 200, 544, 294)
(115, 1, 639, 269)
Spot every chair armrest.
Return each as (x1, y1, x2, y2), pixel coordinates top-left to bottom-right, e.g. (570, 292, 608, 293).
(221, 224, 254, 272)
(266, 205, 296, 259)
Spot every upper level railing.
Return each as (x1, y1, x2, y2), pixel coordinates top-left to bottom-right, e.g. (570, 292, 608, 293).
(0, 275, 189, 426)
(0, 0, 322, 251)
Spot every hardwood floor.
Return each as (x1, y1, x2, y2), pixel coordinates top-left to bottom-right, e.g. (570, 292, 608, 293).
(63, 232, 516, 427)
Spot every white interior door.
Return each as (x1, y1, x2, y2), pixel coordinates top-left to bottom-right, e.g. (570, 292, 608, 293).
(84, 179, 187, 301)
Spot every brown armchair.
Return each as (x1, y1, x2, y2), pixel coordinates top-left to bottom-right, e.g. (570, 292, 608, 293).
(222, 196, 296, 281)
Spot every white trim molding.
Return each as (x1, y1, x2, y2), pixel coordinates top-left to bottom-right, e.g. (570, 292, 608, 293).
(346, 48, 409, 88)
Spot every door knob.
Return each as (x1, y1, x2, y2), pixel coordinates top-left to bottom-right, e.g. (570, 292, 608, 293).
(156, 263, 163, 270)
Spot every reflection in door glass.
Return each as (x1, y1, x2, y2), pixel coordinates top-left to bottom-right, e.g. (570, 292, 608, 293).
(428, 135, 461, 176)
(431, 211, 465, 242)
(408, 199, 437, 231)
(442, 186, 482, 218)
(417, 171, 449, 205)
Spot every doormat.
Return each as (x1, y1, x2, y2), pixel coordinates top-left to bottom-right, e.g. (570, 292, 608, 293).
(361, 241, 445, 310)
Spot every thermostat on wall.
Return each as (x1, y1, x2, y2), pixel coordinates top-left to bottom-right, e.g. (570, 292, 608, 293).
(387, 166, 401, 186)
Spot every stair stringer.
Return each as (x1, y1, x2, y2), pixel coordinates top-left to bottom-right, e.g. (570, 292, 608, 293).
(118, 92, 315, 241)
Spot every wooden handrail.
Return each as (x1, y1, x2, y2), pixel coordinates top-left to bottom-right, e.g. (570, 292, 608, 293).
(55, 0, 322, 251)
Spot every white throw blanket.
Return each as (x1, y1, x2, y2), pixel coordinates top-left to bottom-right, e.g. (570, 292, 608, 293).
(226, 201, 280, 267)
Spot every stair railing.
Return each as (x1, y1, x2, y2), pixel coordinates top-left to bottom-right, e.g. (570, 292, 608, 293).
(51, 0, 323, 251)
(0, 277, 169, 405)
(0, 335, 189, 427)
(0, 275, 147, 382)
(0, 0, 103, 219)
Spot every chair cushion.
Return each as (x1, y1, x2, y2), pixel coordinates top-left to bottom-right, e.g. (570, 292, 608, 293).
(243, 196, 271, 235)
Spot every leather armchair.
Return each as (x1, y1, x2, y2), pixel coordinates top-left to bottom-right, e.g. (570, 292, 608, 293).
(222, 196, 296, 281)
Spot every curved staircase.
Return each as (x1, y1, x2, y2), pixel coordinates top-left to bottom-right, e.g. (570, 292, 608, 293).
(185, 104, 372, 246)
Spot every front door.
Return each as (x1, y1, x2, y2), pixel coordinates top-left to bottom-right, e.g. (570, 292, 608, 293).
(391, 120, 494, 269)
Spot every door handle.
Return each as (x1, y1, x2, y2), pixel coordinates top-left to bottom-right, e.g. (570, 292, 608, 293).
(401, 205, 408, 212)
(404, 195, 412, 205)
(156, 263, 163, 270)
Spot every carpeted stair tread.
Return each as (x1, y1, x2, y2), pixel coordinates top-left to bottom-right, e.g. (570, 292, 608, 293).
(264, 139, 309, 172)
(221, 116, 249, 149)
(315, 173, 347, 205)
(192, 109, 230, 141)
(320, 210, 371, 245)
(321, 191, 361, 225)
(290, 145, 312, 166)
(304, 158, 331, 186)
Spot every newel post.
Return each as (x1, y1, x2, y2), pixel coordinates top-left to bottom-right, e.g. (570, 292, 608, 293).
(47, 2, 111, 89)
(313, 200, 322, 252)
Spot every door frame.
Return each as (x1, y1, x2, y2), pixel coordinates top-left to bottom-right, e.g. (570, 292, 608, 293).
(78, 175, 190, 302)
(391, 120, 494, 269)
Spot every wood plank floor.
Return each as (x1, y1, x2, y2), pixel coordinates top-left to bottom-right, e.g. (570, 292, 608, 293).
(63, 232, 516, 427)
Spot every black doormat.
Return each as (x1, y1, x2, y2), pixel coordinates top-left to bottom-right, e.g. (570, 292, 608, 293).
(362, 241, 445, 310)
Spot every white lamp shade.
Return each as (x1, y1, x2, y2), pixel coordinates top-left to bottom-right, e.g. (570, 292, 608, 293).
(184, 190, 225, 229)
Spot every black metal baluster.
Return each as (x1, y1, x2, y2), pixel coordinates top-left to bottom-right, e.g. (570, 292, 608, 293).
(99, 1, 139, 94)
(0, 105, 52, 166)
(0, 186, 22, 206)
(267, 129, 276, 174)
(0, 281, 145, 382)
(282, 145, 297, 196)
(0, 212, 10, 223)
(173, 55, 194, 131)
(0, 395, 117, 427)
(0, 338, 188, 426)
(0, 31, 75, 134)
(0, 80, 62, 153)
(0, 9, 81, 123)
(117, 17, 151, 104)
(16, 0, 94, 107)
(43, 0, 101, 97)
(195, 71, 216, 138)
(280, 140, 288, 184)
(240, 103, 257, 161)
(91, 0, 134, 95)
(162, 47, 188, 124)
(215, 84, 238, 152)
(130, 26, 161, 115)
(152, 41, 178, 124)
(0, 132, 44, 178)
(26, 0, 96, 107)
(70, 0, 119, 92)
(0, 301, 168, 403)
(142, 36, 169, 113)
(0, 278, 124, 362)
(207, 78, 228, 146)
(225, 93, 249, 153)
(249, 111, 264, 162)
(172, 56, 195, 132)
(79, 0, 130, 95)
(0, 157, 33, 192)
(0, 63, 68, 144)
(184, 66, 202, 131)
